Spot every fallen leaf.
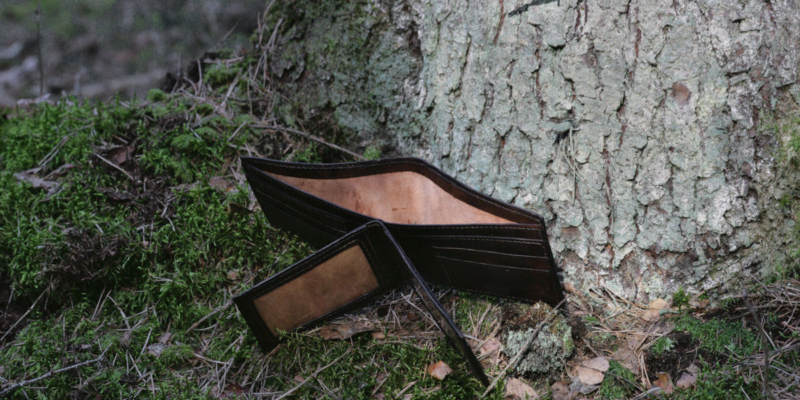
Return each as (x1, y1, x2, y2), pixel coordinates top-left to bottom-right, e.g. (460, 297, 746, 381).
(293, 375, 304, 383)
(643, 309, 661, 321)
(676, 372, 697, 389)
(612, 348, 640, 374)
(372, 331, 386, 340)
(686, 364, 699, 375)
(582, 356, 609, 372)
(158, 332, 172, 344)
(689, 299, 710, 309)
(564, 282, 576, 293)
(426, 361, 453, 380)
(209, 176, 234, 191)
(649, 298, 669, 310)
(575, 366, 604, 386)
(319, 320, 375, 340)
(104, 145, 134, 166)
(652, 373, 674, 395)
(570, 376, 600, 395)
(14, 168, 58, 192)
(479, 338, 503, 366)
(550, 381, 575, 400)
(506, 377, 538, 399)
(226, 269, 239, 281)
(480, 338, 502, 356)
(147, 343, 166, 357)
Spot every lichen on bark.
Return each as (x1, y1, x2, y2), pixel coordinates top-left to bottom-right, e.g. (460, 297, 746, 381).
(269, 0, 800, 300)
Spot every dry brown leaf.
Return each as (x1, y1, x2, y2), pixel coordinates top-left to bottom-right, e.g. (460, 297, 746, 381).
(479, 337, 503, 366)
(643, 309, 661, 321)
(157, 332, 172, 344)
(480, 338, 502, 356)
(506, 377, 538, 399)
(612, 348, 640, 374)
(689, 298, 710, 309)
(371, 331, 386, 340)
(209, 176, 234, 191)
(686, 364, 699, 375)
(320, 320, 375, 340)
(575, 366, 604, 386)
(653, 373, 674, 395)
(583, 356, 609, 372)
(676, 372, 697, 389)
(550, 381, 575, 400)
(147, 343, 166, 357)
(426, 361, 453, 380)
(649, 298, 669, 309)
(13, 168, 58, 192)
(564, 282, 576, 293)
(105, 145, 134, 165)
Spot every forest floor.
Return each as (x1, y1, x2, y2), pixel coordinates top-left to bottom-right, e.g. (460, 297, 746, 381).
(2, 2, 800, 400)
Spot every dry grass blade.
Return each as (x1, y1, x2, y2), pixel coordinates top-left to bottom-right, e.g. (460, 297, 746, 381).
(0, 344, 108, 396)
(274, 348, 352, 400)
(0, 290, 45, 344)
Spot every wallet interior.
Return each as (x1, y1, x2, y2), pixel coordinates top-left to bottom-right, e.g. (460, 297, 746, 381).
(266, 171, 514, 225)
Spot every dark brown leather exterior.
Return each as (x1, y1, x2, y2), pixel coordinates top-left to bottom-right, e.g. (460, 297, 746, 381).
(234, 221, 490, 385)
(240, 156, 565, 306)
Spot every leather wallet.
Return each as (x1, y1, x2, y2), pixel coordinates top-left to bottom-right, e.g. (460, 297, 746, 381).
(239, 156, 564, 306)
(234, 156, 565, 385)
(234, 221, 490, 385)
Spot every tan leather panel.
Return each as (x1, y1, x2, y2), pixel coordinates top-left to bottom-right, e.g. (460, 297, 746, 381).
(254, 245, 378, 334)
(268, 171, 513, 225)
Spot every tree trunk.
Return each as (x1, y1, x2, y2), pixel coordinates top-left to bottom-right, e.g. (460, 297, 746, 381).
(268, 0, 800, 300)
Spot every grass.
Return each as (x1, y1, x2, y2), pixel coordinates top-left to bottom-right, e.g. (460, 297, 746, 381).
(0, 46, 504, 398)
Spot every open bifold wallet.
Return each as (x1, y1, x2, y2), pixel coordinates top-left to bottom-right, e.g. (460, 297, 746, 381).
(234, 156, 565, 386)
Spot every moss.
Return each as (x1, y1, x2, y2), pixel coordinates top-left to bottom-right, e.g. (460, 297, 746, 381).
(598, 360, 637, 399)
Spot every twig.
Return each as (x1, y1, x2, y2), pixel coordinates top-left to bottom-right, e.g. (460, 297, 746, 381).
(95, 154, 134, 180)
(742, 290, 778, 400)
(275, 349, 352, 400)
(254, 123, 365, 160)
(0, 291, 45, 343)
(481, 298, 566, 397)
(185, 300, 232, 334)
(0, 345, 108, 396)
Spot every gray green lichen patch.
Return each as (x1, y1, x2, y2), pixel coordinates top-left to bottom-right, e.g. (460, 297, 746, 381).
(502, 303, 574, 375)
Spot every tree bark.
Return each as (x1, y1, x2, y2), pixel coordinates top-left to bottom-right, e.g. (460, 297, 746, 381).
(269, 0, 800, 300)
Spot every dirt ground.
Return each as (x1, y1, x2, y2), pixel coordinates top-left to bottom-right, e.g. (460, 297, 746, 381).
(0, 0, 264, 107)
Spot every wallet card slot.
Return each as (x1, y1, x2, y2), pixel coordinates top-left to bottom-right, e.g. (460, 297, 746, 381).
(412, 235, 548, 257)
(253, 185, 352, 234)
(437, 256, 558, 304)
(431, 246, 551, 271)
(396, 224, 544, 241)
